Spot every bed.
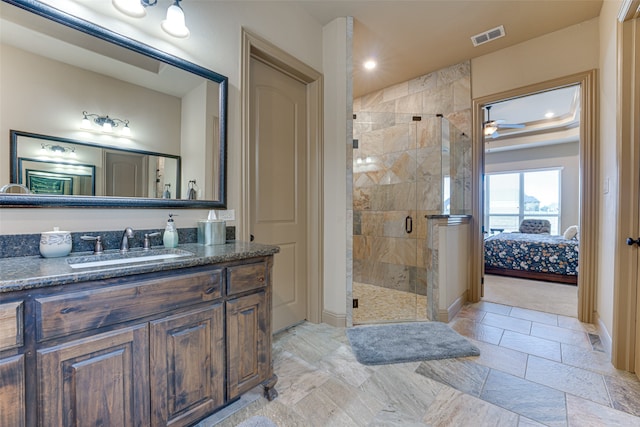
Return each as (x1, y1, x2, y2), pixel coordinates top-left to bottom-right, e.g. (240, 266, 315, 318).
(484, 232, 579, 285)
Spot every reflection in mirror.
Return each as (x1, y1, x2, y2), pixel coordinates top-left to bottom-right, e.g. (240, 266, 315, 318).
(0, 0, 227, 208)
(11, 130, 180, 198)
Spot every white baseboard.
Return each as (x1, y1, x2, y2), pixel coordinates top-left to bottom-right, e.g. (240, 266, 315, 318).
(437, 291, 467, 323)
(596, 315, 612, 356)
(322, 310, 347, 328)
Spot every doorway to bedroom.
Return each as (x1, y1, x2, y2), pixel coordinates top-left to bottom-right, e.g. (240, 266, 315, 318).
(480, 83, 581, 317)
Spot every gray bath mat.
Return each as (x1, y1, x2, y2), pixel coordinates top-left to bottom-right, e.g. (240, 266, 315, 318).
(346, 321, 480, 365)
(236, 416, 277, 427)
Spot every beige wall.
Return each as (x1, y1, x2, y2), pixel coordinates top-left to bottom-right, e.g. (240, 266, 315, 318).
(0, 44, 182, 179)
(322, 17, 350, 323)
(472, 8, 624, 340)
(471, 17, 599, 99)
(597, 0, 622, 347)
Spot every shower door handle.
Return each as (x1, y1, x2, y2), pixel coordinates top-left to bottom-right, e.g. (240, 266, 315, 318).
(405, 216, 413, 234)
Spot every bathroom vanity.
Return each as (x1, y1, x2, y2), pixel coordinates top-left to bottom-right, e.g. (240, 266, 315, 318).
(0, 242, 279, 427)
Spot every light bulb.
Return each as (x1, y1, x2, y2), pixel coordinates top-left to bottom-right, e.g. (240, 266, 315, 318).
(81, 116, 91, 129)
(121, 124, 131, 137)
(161, 1, 190, 38)
(364, 60, 377, 70)
(102, 121, 113, 132)
(112, 0, 146, 18)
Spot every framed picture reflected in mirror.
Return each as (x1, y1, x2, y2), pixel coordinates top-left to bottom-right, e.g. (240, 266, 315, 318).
(19, 158, 95, 196)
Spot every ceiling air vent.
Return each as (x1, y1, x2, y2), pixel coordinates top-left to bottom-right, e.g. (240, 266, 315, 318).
(471, 25, 505, 47)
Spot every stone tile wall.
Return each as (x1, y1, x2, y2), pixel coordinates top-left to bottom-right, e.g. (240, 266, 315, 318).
(352, 61, 471, 298)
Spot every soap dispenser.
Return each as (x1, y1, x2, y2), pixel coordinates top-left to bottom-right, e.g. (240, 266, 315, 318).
(163, 213, 179, 248)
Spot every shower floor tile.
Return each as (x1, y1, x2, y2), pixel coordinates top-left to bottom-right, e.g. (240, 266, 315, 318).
(352, 282, 427, 324)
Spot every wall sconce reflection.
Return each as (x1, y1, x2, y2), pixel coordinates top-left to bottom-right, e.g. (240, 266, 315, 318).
(41, 143, 77, 157)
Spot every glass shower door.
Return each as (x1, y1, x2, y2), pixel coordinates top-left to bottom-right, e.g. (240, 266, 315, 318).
(352, 112, 421, 324)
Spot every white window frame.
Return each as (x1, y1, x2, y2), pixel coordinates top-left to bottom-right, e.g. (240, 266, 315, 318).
(484, 167, 562, 234)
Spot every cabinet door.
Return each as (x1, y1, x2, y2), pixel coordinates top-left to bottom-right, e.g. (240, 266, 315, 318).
(227, 291, 269, 399)
(0, 354, 25, 427)
(150, 304, 224, 427)
(37, 324, 149, 427)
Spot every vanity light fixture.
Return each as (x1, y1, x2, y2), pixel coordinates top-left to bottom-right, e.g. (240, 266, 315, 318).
(112, 0, 190, 38)
(82, 111, 131, 136)
(41, 143, 77, 157)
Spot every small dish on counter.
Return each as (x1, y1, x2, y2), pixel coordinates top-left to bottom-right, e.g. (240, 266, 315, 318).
(40, 227, 72, 258)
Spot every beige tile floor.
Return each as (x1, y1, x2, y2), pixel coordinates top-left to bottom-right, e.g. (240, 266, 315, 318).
(198, 300, 640, 427)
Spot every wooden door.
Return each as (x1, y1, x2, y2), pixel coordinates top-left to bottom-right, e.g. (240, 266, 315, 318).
(150, 304, 224, 427)
(37, 324, 149, 427)
(250, 57, 308, 332)
(104, 150, 148, 197)
(226, 291, 268, 399)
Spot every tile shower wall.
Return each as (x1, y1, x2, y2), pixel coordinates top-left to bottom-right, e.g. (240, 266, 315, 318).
(352, 61, 471, 300)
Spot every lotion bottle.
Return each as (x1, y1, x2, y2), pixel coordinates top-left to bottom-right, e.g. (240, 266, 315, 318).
(163, 213, 179, 248)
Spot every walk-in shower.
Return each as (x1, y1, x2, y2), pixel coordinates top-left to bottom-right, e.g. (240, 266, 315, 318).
(352, 112, 470, 324)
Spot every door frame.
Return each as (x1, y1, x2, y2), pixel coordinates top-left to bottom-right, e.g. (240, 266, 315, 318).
(613, 2, 640, 373)
(470, 70, 599, 324)
(240, 29, 324, 325)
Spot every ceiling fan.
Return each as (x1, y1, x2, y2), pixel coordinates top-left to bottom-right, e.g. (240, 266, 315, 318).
(483, 105, 525, 138)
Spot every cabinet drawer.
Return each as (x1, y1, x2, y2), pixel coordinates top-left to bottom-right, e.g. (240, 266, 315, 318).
(226, 262, 267, 296)
(0, 301, 24, 351)
(35, 269, 222, 342)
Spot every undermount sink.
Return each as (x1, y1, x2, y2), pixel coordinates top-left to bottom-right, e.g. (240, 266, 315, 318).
(67, 248, 195, 269)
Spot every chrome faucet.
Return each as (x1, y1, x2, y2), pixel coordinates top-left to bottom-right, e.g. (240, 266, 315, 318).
(120, 227, 135, 253)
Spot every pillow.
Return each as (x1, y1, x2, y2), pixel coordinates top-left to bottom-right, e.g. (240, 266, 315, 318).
(563, 225, 579, 240)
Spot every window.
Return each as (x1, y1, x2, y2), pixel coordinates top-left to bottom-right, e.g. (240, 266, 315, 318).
(485, 169, 561, 234)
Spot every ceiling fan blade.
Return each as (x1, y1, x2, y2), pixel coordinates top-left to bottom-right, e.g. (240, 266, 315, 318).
(497, 123, 525, 129)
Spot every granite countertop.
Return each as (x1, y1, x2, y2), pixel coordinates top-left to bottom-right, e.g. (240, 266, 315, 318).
(0, 241, 280, 293)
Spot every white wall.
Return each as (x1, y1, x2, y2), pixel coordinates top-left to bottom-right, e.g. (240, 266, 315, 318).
(485, 142, 580, 232)
(0, 0, 325, 235)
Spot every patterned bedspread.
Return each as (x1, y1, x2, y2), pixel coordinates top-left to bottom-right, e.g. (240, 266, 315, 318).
(484, 232, 579, 276)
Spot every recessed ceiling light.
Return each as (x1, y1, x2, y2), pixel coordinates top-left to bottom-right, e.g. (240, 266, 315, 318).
(364, 60, 377, 70)
(545, 112, 555, 118)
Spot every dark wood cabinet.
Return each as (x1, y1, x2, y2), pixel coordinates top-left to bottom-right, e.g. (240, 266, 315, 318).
(0, 300, 25, 426)
(150, 304, 225, 426)
(0, 354, 26, 427)
(227, 291, 269, 399)
(0, 255, 277, 427)
(37, 324, 150, 427)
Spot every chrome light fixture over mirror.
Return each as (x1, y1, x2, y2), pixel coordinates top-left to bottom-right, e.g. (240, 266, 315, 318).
(112, 0, 190, 38)
(82, 111, 131, 136)
(0, 0, 228, 208)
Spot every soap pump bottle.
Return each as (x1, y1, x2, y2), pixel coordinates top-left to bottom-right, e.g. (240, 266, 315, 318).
(163, 213, 179, 248)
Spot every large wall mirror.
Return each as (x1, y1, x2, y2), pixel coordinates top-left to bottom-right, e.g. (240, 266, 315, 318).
(0, 0, 227, 208)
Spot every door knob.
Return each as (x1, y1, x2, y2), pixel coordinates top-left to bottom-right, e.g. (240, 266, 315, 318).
(250, 234, 255, 242)
(627, 237, 640, 246)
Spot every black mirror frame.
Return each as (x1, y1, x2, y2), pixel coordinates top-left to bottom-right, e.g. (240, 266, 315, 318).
(0, 0, 227, 208)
